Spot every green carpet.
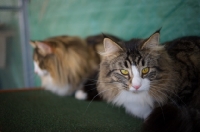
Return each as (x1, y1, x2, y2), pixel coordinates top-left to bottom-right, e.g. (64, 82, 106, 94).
(0, 89, 142, 132)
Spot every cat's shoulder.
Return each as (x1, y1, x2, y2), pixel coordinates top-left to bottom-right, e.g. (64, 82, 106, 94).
(164, 36, 200, 50)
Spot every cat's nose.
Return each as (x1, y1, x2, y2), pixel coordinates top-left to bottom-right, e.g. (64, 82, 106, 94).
(133, 85, 141, 90)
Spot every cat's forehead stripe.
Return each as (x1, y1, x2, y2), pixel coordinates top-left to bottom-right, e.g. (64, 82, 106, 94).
(141, 58, 145, 66)
(125, 54, 132, 65)
(124, 61, 128, 68)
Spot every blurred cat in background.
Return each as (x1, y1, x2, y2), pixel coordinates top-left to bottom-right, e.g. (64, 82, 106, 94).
(31, 34, 122, 100)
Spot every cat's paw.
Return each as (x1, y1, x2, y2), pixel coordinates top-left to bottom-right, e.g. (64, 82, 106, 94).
(75, 90, 87, 100)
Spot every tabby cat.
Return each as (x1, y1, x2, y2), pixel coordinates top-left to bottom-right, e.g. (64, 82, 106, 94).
(97, 30, 200, 131)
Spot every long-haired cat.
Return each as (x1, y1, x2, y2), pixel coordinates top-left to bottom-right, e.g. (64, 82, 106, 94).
(31, 34, 122, 100)
(30, 35, 102, 100)
(97, 30, 200, 131)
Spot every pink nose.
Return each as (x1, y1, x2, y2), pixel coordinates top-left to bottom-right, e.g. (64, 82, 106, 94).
(133, 85, 141, 90)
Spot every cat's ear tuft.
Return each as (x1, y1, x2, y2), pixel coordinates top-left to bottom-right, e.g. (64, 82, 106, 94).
(100, 38, 123, 56)
(35, 41, 52, 55)
(141, 31, 160, 50)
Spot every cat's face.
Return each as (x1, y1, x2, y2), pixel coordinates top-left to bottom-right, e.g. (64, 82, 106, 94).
(98, 31, 172, 103)
(106, 51, 158, 93)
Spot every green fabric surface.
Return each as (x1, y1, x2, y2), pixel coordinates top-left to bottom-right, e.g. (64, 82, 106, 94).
(0, 90, 142, 132)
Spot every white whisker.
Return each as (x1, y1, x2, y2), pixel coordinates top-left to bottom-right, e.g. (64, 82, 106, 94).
(84, 88, 113, 115)
(150, 92, 165, 121)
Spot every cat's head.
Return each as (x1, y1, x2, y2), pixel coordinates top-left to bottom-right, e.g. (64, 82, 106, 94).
(30, 38, 71, 87)
(98, 31, 173, 104)
(30, 41, 53, 77)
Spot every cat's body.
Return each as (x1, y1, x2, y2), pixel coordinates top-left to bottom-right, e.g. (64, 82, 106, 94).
(31, 35, 101, 100)
(97, 31, 200, 131)
(143, 36, 200, 132)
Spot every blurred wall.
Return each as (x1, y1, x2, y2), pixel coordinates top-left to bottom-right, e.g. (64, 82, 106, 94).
(0, 0, 24, 89)
(28, 0, 199, 86)
(29, 0, 200, 41)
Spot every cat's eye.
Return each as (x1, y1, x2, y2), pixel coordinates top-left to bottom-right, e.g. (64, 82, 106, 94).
(120, 69, 129, 75)
(142, 67, 149, 74)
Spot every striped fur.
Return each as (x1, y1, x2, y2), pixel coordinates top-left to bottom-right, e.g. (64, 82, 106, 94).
(98, 31, 200, 131)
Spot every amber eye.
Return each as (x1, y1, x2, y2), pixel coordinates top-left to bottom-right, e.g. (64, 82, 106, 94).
(142, 67, 149, 74)
(120, 69, 129, 75)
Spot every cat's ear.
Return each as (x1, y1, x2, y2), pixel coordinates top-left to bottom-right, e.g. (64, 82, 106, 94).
(141, 31, 160, 50)
(35, 41, 52, 55)
(30, 41, 36, 48)
(100, 38, 123, 56)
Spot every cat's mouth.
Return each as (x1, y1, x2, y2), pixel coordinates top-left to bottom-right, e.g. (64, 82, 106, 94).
(35, 71, 49, 77)
(129, 87, 140, 93)
(128, 86, 146, 93)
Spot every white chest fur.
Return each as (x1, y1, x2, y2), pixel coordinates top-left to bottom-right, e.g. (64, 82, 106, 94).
(113, 90, 154, 119)
(41, 75, 72, 96)
(34, 61, 72, 96)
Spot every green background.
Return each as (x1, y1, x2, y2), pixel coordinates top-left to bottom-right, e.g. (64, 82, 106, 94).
(0, 0, 200, 89)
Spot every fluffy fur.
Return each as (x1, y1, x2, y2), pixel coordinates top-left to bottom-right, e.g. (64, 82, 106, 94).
(97, 31, 200, 131)
(31, 35, 101, 99)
